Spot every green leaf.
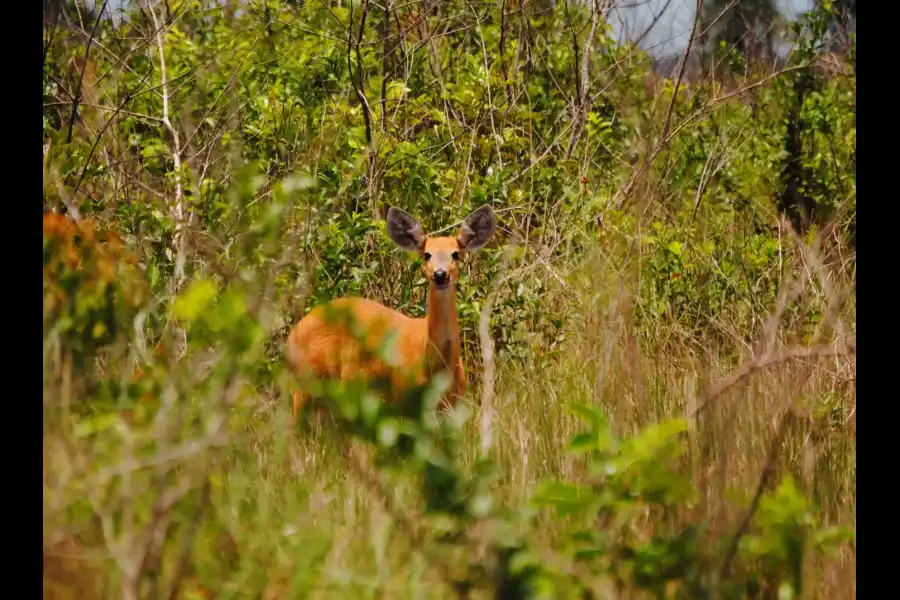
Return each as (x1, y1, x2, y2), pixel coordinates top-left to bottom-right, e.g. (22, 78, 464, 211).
(172, 279, 218, 322)
(531, 481, 594, 515)
(73, 413, 122, 438)
(378, 329, 402, 367)
(627, 419, 687, 458)
(814, 526, 856, 555)
(214, 289, 247, 326)
(565, 403, 609, 432)
(468, 493, 492, 518)
(378, 419, 399, 448)
(568, 433, 596, 454)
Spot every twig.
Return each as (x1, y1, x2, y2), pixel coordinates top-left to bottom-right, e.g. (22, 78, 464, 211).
(44, 100, 164, 123)
(719, 410, 794, 578)
(379, 0, 392, 133)
(565, 0, 603, 159)
(43, 0, 62, 78)
(613, 64, 808, 208)
(45, 140, 82, 222)
(478, 243, 517, 456)
(88, 420, 229, 486)
(631, 0, 675, 49)
(660, 0, 703, 143)
(349, 0, 374, 150)
(691, 342, 855, 419)
(468, 0, 505, 170)
(499, 0, 513, 107)
(149, 0, 189, 284)
(348, 0, 379, 214)
(161, 477, 212, 600)
(347, 450, 467, 591)
(66, 0, 110, 144)
(71, 67, 154, 200)
(575, 0, 610, 176)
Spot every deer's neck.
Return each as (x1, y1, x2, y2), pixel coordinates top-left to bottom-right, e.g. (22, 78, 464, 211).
(425, 287, 460, 369)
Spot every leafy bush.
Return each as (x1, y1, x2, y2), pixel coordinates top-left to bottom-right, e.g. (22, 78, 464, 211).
(43, 1, 854, 598)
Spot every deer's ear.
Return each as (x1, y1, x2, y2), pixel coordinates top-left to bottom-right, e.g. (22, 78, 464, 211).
(387, 207, 426, 252)
(457, 205, 495, 253)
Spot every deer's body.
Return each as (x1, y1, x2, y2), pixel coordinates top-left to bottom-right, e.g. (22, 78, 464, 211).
(286, 206, 495, 423)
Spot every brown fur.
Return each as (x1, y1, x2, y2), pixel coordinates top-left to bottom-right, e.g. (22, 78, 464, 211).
(286, 206, 495, 424)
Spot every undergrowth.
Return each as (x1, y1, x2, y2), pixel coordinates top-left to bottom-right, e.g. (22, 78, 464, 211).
(43, 1, 855, 598)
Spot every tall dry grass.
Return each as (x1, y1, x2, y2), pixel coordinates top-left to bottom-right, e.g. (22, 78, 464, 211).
(43, 207, 855, 598)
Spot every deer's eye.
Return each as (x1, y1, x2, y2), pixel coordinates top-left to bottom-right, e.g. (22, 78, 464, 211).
(423, 252, 432, 261)
(451, 251, 460, 261)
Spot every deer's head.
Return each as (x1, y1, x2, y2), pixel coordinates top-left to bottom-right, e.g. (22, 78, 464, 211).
(387, 205, 496, 293)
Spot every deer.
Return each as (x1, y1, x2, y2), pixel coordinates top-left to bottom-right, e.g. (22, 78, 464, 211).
(285, 205, 496, 424)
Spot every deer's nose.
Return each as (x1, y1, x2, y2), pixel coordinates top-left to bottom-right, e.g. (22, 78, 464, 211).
(433, 269, 448, 286)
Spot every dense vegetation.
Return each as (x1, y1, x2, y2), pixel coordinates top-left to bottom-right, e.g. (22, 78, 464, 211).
(43, 1, 855, 598)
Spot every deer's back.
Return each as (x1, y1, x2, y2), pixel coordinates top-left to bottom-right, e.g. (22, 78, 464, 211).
(286, 297, 427, 382)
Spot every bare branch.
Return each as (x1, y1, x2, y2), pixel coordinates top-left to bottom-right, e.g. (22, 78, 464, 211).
(719, 409, 794, 578)
(478, 243, 517, 456)
(349, 0, 375, 150)
(661, 0, 702, 143)
(66, 0, 110, 144)
(691, 342, 855, 419)
(148, 0, 189, 284)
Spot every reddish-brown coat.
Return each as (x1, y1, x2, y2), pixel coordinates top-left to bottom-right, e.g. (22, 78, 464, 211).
(286, 206, 495, 423)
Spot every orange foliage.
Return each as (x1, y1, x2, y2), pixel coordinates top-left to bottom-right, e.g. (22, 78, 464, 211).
(43, 212, 147, 353)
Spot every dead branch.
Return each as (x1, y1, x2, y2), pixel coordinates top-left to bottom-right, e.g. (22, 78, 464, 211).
(478, 243, 517, 456)
(349, 0, 374, 150)
(690, 342, 855, 419)
(719, 409, 794, 578)
(148, 1, 189, 284)
(660, 0, 703, 143)
(66, 0, 110, 144)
